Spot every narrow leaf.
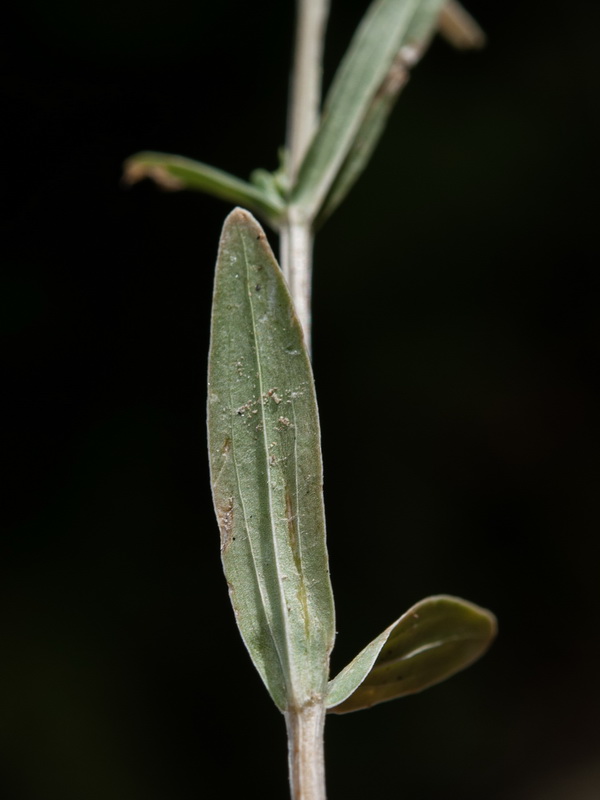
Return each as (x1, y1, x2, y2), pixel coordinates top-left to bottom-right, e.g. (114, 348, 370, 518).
(315, 54, 410, 227)
(291, 0, 448, 221)
(316, 0, 485, 225)
(123, 152, 284, 228)
(207, 209, 335, 710)
(327, 595, 496, 713)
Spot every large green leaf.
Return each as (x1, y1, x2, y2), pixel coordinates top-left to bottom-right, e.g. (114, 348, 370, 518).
(290, 0, 448, 221)
(123, 152, 284, 228)
(327, 595, 496, 713)
(207, 209, 335, 710)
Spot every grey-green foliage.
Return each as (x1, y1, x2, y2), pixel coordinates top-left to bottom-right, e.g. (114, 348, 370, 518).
(207, 209, 334, 711)
(124, 0, 478, 230)
(128, 0, 496, 718)
(290, 0, 448, 220)
(207, 209, 496, 714)
(122, 152, 284, 229)
(327, 595, 496, 713)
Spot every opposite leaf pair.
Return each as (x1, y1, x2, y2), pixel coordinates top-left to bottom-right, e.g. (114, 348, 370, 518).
(123, 0, 484, 232)
(207, 208, 496, 715)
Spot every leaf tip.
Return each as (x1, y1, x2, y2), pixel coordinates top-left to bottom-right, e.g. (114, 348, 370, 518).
(223, 207, 267, 241)
(122, 153, 184, 191)
(225, 206, 254, 225)
(438, 3, 487, 51)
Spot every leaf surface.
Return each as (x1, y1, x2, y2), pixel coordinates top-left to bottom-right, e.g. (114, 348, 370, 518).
(315, 53, 409, 227)
(327, 595, 496, 713)
(207, 209, 335, 710)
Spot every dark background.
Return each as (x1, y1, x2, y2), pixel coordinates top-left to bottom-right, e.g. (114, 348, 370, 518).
(3, 1, 599, 798)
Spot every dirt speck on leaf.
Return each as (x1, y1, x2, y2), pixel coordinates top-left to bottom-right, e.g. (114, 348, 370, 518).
(217, 497, 234, 551)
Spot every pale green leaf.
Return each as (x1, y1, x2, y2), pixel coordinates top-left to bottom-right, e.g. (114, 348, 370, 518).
(315, 51, 409, 227)
(315, 0, 486, 225)
(207, 209, 335, 710)
(291, 0, 448, 221)
(123, 152, 284, 228)
(327, 595, 496, 713)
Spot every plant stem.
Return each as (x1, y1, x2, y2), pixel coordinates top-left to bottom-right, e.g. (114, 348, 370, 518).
(279, 215, 313, 352)
(281, 0, 330, 353)
(280, 3, 330, 798)
(286, 0, 330, 183)
(285, 702, 327, 800)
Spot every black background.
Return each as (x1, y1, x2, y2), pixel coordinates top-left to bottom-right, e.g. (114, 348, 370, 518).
(3, 1, 600, 798)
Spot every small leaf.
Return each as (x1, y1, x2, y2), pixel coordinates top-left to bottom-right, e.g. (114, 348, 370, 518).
(123, 152, 284, 228)
(207, 209, 335, 710)
(327, 595, 496, 713)
(290, 0, 448, 221)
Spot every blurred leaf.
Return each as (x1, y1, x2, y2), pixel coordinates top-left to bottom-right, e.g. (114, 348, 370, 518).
(438, 1, 486, 50)
(317, 0, 484, 225)
(327, 595, 496, 713)
(315, 50, 409, 227)
(123, 152, 284, 228)
(207, 209, 335, 710)
(291, 0, 448, 221)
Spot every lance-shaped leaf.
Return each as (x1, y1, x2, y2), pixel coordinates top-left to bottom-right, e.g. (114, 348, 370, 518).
(315, 1, 484, 226)
(327, 595, 496, 714)
(290, 0, 448, 221)
(207, 208, 335, 710)
(315, 51, 411, 228)
(123, 152, 284, 229)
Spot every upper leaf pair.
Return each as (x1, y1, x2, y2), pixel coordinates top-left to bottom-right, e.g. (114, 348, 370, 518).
(123, 0, 484, 229)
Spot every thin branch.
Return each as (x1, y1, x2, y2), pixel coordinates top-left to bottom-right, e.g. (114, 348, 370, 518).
(280, 218, 313, 352)
(287, 0, 331, 184)
(281, 2, 331, 790)
(281, 0, 331, 354)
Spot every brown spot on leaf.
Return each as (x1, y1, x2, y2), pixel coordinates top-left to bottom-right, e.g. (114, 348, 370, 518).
(285, 489, 298, 561)
(264, 388, 282, 404)
(286, 488, 310, 636)
(217, 497, 234, 551)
